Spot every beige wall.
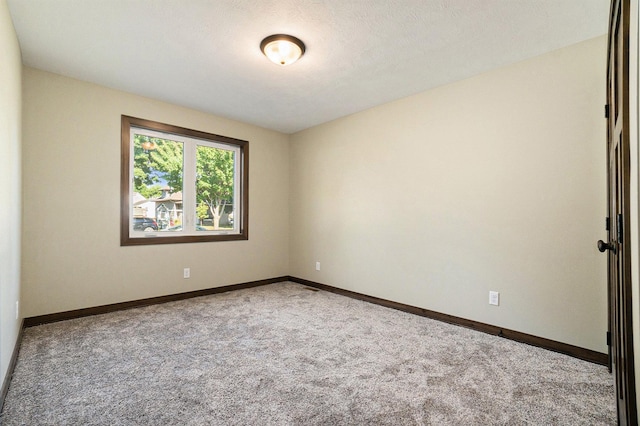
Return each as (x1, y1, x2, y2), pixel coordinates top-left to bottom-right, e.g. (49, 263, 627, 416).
(21, 68, 290, 317)
(0, 0, 22, 388)
(290, 36, 608, 352)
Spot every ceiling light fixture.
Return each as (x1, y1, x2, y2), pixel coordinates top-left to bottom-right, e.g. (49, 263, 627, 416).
(260, 34, 306, 66)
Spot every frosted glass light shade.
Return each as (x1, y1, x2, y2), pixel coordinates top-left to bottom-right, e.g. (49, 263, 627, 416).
(260, 34, 305, 66)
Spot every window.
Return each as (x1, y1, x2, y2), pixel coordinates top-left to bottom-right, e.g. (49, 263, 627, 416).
(121, 115, 248, 245)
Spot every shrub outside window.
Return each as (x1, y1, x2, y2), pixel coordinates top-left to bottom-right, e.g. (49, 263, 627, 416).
(121, 115, 248, 245)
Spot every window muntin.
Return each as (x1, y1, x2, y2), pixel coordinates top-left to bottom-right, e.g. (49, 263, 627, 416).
(121, 116, 248, 245)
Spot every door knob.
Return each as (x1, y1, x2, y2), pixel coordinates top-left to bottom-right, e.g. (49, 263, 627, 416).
(597, 240, 615, 253)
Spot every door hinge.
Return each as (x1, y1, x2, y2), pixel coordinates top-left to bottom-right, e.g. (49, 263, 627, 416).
(617, 214, 623, 243)
(607, 331, 612, 346)
(605, 104, 610, 118)
(606, 217, 610, 231)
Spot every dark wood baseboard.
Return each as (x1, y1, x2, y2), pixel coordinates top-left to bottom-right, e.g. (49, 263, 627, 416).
(288, 276, 608, 366)
(24, 276, 289, 327)
(20, 274, 608, 366)
(1, 319, 24, 414)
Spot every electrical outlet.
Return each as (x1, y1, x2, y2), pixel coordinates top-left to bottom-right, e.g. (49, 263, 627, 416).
(315, 262, 321, 271)
(183, 268, 190, 279)
(15, 301, 19, 320)
(489, 291, 500, 306)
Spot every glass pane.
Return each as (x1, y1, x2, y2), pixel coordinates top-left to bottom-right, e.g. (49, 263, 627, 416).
(132, 134, 184, 232)
(196, 145, 235, 231)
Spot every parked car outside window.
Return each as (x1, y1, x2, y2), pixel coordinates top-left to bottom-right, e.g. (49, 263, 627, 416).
(133, 217, 158, 231)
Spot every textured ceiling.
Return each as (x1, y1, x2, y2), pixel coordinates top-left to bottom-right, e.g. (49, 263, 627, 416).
(7, 0, 609, 134)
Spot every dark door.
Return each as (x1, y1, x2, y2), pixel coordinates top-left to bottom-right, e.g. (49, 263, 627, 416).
(600, 0, 636, 424)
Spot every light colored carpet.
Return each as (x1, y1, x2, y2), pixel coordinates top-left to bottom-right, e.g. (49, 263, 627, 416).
(2, 282, 615, 425)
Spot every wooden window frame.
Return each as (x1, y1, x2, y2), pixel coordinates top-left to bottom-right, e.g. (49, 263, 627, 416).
(120, 115, 249, 246)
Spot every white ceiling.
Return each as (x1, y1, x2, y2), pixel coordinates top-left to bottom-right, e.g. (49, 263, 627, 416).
(7, 0, 609, 134)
